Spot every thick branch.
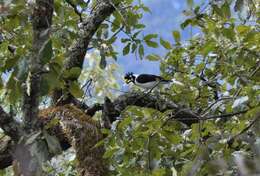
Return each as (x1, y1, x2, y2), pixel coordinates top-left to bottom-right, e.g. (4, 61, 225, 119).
(103, 92, 200, 125)
(13, 1, 54, 175)
(52, 0, 115, 104)
(64, 1, 114, 71)
(22, 0, 54, 130)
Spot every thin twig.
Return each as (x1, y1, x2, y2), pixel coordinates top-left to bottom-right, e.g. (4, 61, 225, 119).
(164, 109, 249, 123)
(203, 110, 248, 120)
(105, 19, 134, 41)
(201, 97, 233, 116)
(147, 135, 152, 172)
(110, 25, 124, 39)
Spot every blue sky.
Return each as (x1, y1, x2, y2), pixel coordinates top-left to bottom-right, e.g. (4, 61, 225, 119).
(116, 0, 202, 75)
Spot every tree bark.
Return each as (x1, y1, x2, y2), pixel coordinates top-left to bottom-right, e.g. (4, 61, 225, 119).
(13, 0, 54, 175)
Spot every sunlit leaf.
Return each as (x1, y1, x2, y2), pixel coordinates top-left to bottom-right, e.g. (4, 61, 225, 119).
(138, 44, 144, 59)
(146, 54, 160, 61)
(144, 34, 158, 41)
(160, 37, 172, 49)
(123, 43, 130, 55)
(69, 81, 83, 98)
(145, 40, 159, 48)
(172, 31, 181, 43)
(222, 1, 231, 18)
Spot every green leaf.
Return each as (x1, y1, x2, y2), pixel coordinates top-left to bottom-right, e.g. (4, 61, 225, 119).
(135, 23, 146, 29)
(69, 67, 82, 79)
(94, 139, 105, 148)
(108, 36, 117, 44)
(212, 5, 222, 17)
(3, 55, 20, 71)
(223, 27, 235, 40)
(222, 1, 231, 18)
(103, 147, 119, 159)
(145, 40, 159, 48)
(146, 54, 160, 61)
(172, 30, 181, 43)
(142, 6, 151, 13)
(133, 30, 142, 39)
(99, 51, 107, 69)
(123, 43, 130, 55)
(181, 19, 192, 29)
(131, 43, 137, 53)
(6, 71, 22, 104)
(121, 38, 131, 43)
(40, 69, 62, 95)
(152, 168, 166, 176)
(63, 67, 82, 79)
(236, 25, 250, 34)
(162, 131, 182, 144)
(160, 37, 172, 49)
(201, 40, 215, 56)
(144, 34, 158, 41)
(69, 81, 83, 98)
(138, 44, 144, 59)
(118, 117, 132, 129)
(39, 39, 53, 65)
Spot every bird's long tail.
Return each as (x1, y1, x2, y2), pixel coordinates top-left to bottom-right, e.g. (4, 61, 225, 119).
(160, 79, 172, 83)
(161, 79, 184, 86)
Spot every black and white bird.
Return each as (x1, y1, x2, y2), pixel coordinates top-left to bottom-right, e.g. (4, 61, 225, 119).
(124, 72, 174, 89)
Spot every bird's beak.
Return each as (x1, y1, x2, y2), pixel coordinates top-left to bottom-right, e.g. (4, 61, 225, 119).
(124, 79, 131, 84)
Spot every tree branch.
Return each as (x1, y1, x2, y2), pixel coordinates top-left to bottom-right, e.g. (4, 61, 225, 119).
(64, 1, 114, 71)
(12, 1, 55, 175)
(22, 0, 54, 130)
(203, 110, 248, 120)
(52, 0, 115, 104)
(102, 91, 200, 126)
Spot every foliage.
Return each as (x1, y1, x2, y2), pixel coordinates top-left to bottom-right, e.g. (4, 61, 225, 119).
(43, 148, 77, 176)
(103, 0, 260, 175)
(79, 51, 121, 104)
(0, 0, 260, 175)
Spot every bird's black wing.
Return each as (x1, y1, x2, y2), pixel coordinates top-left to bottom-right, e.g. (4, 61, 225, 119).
(136, 74, 165, 83)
